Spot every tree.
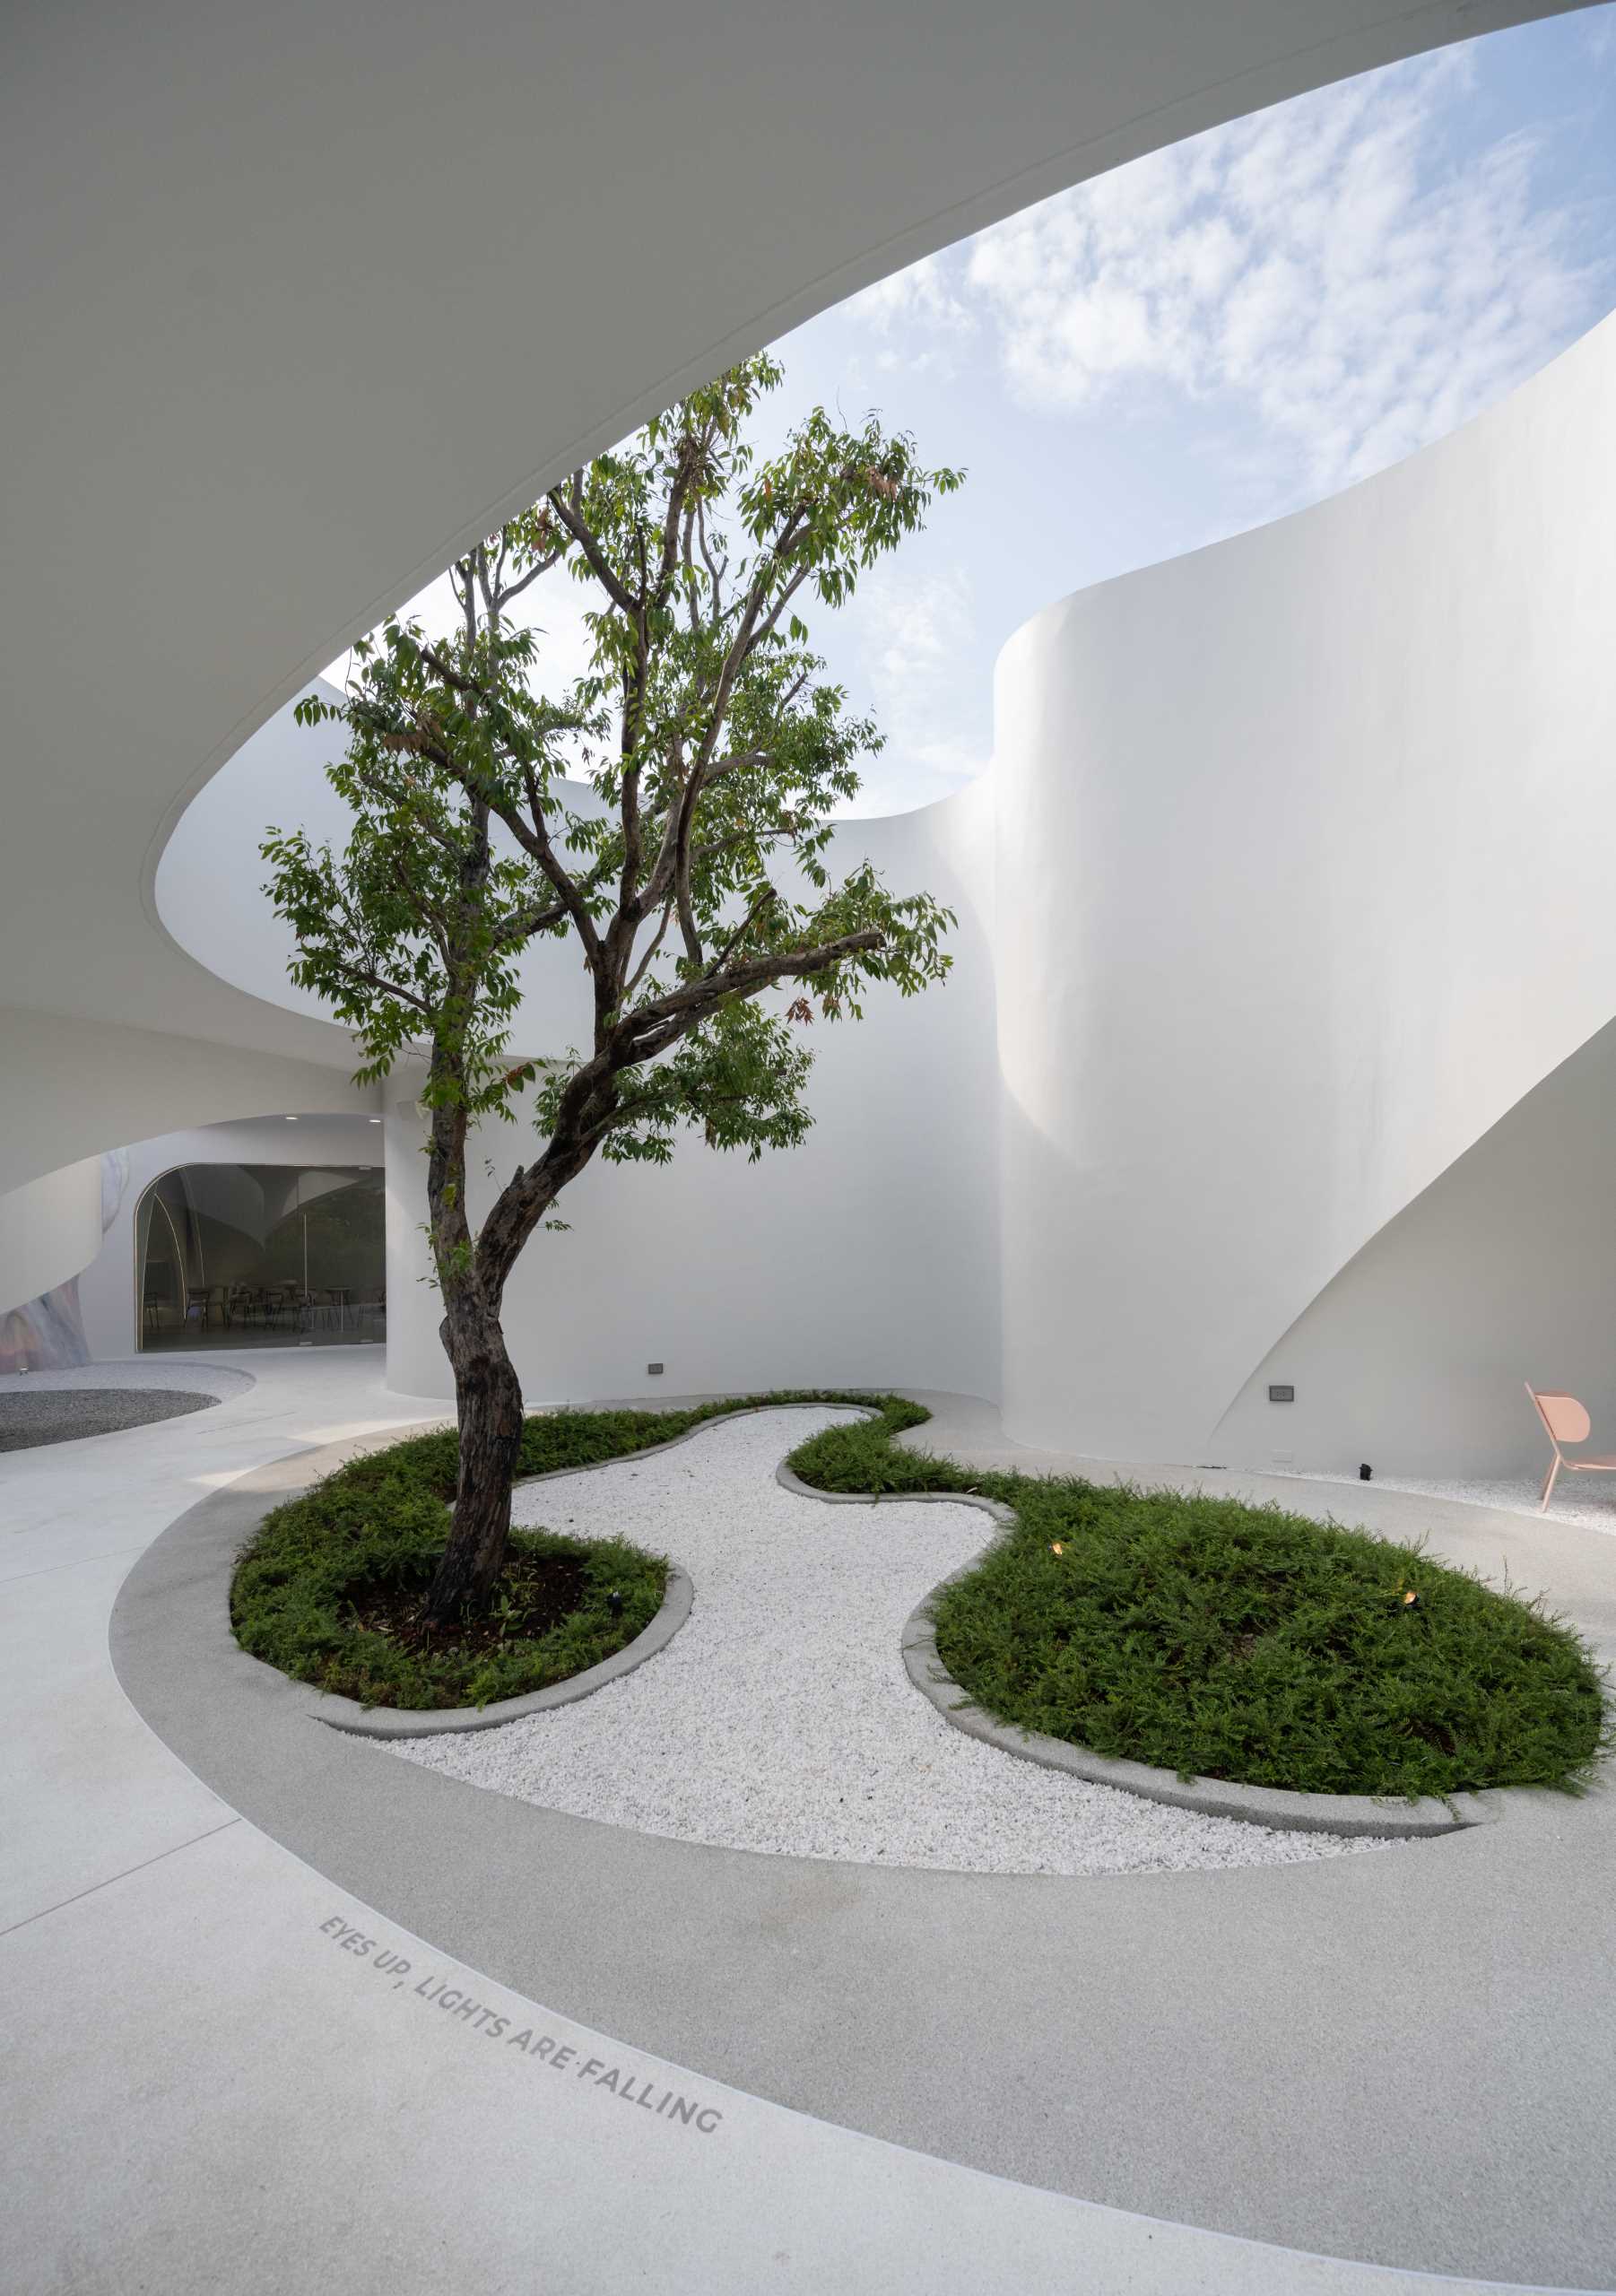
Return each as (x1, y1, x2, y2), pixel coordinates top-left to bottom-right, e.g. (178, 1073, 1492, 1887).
(263, 355, 961, 1622)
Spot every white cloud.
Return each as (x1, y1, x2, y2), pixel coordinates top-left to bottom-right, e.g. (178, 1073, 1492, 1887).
(843, 251, 978, 378)
(858, 47, 1611, 501)
(847, 250, 976, 337)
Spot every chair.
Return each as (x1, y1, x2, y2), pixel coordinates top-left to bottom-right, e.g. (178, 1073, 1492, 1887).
(1525, 1386, 1616, 1512)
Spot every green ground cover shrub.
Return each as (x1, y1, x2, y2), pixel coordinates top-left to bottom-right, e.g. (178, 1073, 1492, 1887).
(230, 1390, 885, 1710)
(234, 1390, 1609, 1790)
(786, 1404, 1611, 1799)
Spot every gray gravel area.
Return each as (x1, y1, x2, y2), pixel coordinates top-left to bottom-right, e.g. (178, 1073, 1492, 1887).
(0, 1358, 256, 1402)
(0, 1357, 254, 1449)
(390, 1408, 1396, 1876)
(0, 1386, 221, 1450)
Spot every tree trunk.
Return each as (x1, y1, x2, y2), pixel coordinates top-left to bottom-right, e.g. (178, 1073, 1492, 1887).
(424, 1301, 525, 1625)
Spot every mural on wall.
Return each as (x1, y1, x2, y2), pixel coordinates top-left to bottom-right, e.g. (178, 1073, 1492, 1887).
(0, 1151, 130, 1375)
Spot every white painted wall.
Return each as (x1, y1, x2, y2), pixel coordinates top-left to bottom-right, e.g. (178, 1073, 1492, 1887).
(1213, 1016, 1616, 1481)
(385, 777, 1000, 1405)
(116, 305, 1616, 1482)
(76, 1114, 386, 1360)
(995, 307, 1616, 1465)
(0, 1158, 102, 1318)
(7, 0, 1604, 1452)
(8, 0, 1579, 1230)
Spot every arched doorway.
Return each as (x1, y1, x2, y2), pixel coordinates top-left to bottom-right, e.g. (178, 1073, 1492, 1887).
(135, 1163, 386, 1348)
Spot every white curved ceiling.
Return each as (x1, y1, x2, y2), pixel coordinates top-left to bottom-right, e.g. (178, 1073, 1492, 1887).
(0, 0, 1590, 1100)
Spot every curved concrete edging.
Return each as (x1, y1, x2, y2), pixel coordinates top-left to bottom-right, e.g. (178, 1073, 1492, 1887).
(308, 1401, 867, 1736)
(774, 1461, 1492, 1839)
(312, 1565, 694, 1738)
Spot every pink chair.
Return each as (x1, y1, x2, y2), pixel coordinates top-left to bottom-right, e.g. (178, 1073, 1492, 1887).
(1525, 1385, 1616, 1511)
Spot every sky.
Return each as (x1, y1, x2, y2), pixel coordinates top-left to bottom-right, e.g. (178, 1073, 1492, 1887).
(339, 9, 1616, 817)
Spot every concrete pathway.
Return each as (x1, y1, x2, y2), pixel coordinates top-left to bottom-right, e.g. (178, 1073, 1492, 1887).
(4, 1358, 1612, 2292)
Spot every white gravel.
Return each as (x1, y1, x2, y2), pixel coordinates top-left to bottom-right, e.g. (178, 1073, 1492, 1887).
(389, 1407, 1399, 1877)
(1278, 1464, 1616, 1538)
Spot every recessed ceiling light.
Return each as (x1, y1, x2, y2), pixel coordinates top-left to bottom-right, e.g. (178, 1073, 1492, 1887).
(369, 1117, 381, 1125)
(284, 1115, 298, 1122)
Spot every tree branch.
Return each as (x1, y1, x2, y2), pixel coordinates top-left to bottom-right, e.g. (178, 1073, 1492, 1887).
(352, 761, 459, 853)
(623, 897, 675, 999)
(493, 895, 570, 947)
(489, 548, 563, 613)
(548, 477, 639, 614)
(703, 886, 776, 978)
(329, 957, 434, 1017)
(743, 558, 815, 660)
(618, 926, 884, 1057)
(482, 768, 602, 964)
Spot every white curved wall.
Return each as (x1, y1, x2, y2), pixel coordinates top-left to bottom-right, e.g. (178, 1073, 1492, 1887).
(71, 8, 1614, 1465)
(0, 1008, 379, 1199)
(2, 1, 1591, 1211)
(1213, 1015, 1616, 1479)
(367, 308, 1616, 1475)
(995, 305, 1616, 1464)
(153, 692, 356, 1032)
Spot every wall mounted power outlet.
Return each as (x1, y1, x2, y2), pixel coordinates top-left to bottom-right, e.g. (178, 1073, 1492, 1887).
(647, 1361, 664, 1376)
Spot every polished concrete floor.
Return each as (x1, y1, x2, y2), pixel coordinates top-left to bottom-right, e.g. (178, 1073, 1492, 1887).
(4, 1352, 1612, 2293)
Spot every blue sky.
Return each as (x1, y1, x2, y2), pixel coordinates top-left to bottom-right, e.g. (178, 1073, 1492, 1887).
(355, 9, 1616, 815)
